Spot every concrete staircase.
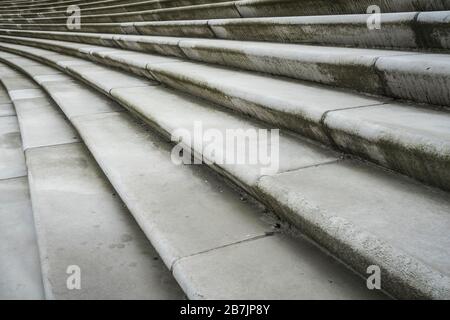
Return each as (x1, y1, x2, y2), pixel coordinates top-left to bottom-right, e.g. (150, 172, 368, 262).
(0, 0, 449, 300)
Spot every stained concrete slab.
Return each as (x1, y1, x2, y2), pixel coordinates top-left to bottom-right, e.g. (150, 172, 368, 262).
(178, 39, 416, 94)
(0, 102, 14, 117)
(376, 53, 450, 107)
(174, 233, 386, 300)
(26, 143, 184, 300)
(325, 103, 450, 191)
(257, 160, 450, 299)
(72, 111, 273, 268)
(0, 116, 26, 179)
(66, 63, 156, 93)
(38, 80, 122, 118)
(1, 74, 40, 91)
(12, 96, 79, 150)
(147, 60, 385, 143)
(111, 85, 338, 187)
(0, 177, 44, 300)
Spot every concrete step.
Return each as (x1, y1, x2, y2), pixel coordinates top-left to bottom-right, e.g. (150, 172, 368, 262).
(1, 0, 231, 19)
(0, 50, 385, 300)
(0, 0, 140, 12)
(0, 176, 43, 299)
(1, 45, 449, 299)
(0, 73, 43, 299)
(1, 10, 447, 52)
(0, 1, 242, 24)
(0, 39, 448, 193)
(2, 0, 449, 24)
(0, 62, 185, 299)
(2, 32, 449, 101)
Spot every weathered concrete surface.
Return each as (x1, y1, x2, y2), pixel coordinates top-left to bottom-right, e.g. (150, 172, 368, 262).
(0, 29, 448, 300)
(324, 103, 450, 191)
(38, 80, 122, 118)
(0, 10, 447, 50)
(174, 233, 386, 300)
(70, 104, 386, 300)
(1, 53, 386, 299)
(0, 83, 14, 116)
(257, 160, 450, 299)
(111, 85, 338, 188)
(178, 39, 415, 94)
(11, 96, 80, 150)
(145, 61, 384, 144)
(26, 142, 185, 300)
(416, 11, 450, 50)
(72, 111, 273, 268)
(235, 0, 449, 18)
(4, 1, 241, 24)
(0, 102, 14, 116)
(0, 116, 26, 179)
(134, 20, 214, 38)
(209, 12, 419, 48)
(0, 177, 44, 300)
(2, 40, 450, 193)
(376, 54, 450, 107)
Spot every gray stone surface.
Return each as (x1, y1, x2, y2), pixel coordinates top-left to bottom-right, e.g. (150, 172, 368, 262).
(26, 142, 184, 299)
(146, 61, 384, 144)
(257, 160, 450, 299)
(174, 233, 386, 300)
(111, 85, 338, 187)
(324, 103, 450, 191)
(0, 177, 44, 300)
(0, 22, 448, 300)
(178, 39, 415, 94)
(376, 54, 450, 107)
(2, 53, 387, 299)
(0, 116, 26, 179)
(72, 111, 273, 268)
(235, 0, 448, 18)
(209, 12, 421, 48)
(0, 102, 14, 116)
(12, 96, 79, 150)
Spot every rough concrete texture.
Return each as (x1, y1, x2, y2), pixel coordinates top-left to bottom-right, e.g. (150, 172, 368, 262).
(19, 39, 447, 192)
(0, 116, 26, 179)
(26, 142, 184, 299)
(111, 85, 339, 188)
(174, 233, 386, 300)
(1, 55, 390, 299)
(235, 0, 449, 18)
(0, 10, 448, 51)
(10, 96, 80, 150)
(376, 54, 450, 107)
(0, 0, 449, 300)
(0, 177, 44, 300)
(177, 39, 415, 94)
(324, 103, 450, 191)
(3, 41, 450, 194)
(257, 160, 450, 299)
(1, 32, 449, 105)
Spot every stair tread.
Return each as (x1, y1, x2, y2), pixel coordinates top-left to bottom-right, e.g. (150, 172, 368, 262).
(0, 63, 185, 300)
(1, 49, 387, 300)
(3, 43, 449, 298)
(0, 176, 43, 300)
